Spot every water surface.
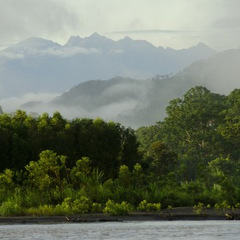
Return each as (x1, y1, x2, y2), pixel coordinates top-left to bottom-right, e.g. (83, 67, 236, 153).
(0, 221, 239, 239)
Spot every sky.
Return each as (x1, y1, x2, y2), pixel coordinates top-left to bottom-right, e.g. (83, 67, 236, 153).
(0, 0, 240, 51)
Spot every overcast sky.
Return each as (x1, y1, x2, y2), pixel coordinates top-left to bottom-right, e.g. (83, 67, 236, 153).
(0, 0, 240, 50)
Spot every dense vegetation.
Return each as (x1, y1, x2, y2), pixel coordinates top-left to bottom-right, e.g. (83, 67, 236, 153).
(0, 86, 239, 216)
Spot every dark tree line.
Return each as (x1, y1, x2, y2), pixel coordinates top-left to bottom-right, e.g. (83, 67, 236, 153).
(0, 111, 139, 178)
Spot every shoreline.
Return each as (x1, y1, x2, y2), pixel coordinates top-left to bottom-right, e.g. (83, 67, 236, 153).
(0, 207, 239, 225)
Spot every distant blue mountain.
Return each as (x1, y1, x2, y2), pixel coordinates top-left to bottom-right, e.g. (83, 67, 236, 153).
(3, 46, 239, 128)
(0, 33, 215, 97)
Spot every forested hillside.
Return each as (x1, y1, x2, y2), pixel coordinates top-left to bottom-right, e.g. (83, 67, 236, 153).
(0, 86, 239, 216)
(15, 48, 240, 129)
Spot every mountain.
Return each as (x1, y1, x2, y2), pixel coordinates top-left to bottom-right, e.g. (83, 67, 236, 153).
(17, 48, 239, 129)
(0, 33, 215, 98)
(172, 49, 240, 94)
(2, 34, 239, 128)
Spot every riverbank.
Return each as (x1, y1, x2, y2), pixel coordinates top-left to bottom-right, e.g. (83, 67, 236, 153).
(0, 207, 239, 224)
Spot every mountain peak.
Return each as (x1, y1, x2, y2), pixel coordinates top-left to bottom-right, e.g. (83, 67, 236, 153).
(18, 37, 60, 48)
(5, 37, 60, 53)
(88, 32, 104, 39)
(87, 32, 114, 42)
(81, 33, 115, 49)
(117, 36, 155, 49)
(65, 36, 83, 47)
(193, 42, 215, 52)
(122, 36, 133, 41)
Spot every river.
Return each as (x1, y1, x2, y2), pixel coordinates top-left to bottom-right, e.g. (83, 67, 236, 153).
(0, 221, 239, 239)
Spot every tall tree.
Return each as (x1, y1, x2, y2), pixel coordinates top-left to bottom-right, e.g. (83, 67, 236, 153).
(160, 86, 226, 180)
(218, 89, 240, 160)
(25, 150, 68, 204)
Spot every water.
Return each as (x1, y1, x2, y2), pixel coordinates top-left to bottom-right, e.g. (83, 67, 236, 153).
(0, 221, 239, 240)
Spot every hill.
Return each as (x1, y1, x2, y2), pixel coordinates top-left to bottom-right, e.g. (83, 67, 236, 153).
(0, 33, 215, 98)
(50, 48, 240, 128)
(1, 38, 239, 128)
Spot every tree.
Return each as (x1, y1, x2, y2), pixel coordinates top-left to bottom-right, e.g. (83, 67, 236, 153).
(0, 113, 12, 171)
(160, 86, 227, 180)
(218, 89, 240, 160)
(135, 125, 162, 153)
(25, 150, 68, 204)
(147, 141, 177, 178)
(70, 157, 91, 188)
(0, 169, 15, 203)
(10, 110, 30, 170)
(206, 156, 240, 204)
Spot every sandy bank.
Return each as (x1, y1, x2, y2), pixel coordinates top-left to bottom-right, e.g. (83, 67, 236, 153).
(0, 207, 239, 225)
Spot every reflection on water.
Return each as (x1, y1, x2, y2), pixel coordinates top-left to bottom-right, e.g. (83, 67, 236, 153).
(0, 221, 240, 240)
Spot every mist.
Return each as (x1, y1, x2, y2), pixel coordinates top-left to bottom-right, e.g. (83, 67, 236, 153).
(175, 49, 240, 95)
(1, 45, 240, 129)
(0, 79, 155, 128)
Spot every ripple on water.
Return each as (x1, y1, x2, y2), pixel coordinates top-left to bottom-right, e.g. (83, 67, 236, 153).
(0, 221, 240, 240)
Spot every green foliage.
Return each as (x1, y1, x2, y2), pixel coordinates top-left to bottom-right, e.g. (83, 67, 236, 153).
(118, 165, 131, 187)
(25, 150, 68, 203)
(193, 202, 210, 215)
(159, 86, 227, 180)
(72, 196, 91, 214)
(0, 200, 23, 216)
(147, 141, 177, 178)
(214, 200, 231, 210)
(53, 196, 92, 215)
(135, 125, 162, 153)
(0, 86, 240, 216)
(70, 157, 91, 187)
(218, 89, 240, 159)
(137, 200, 161, 212)
(91, 203, 103, 213)
(55, 197, 72, 215)
(0, 111, 140, 179)
(0, 169, 15, 202)
(26, 205, 55, 216)
(103, 200, 133, 216)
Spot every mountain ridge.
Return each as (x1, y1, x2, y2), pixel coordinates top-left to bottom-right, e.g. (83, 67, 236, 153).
(47, 48, 240, 128)
(0, 33, 216, 98)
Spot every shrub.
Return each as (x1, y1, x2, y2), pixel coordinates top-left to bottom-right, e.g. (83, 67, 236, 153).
(72, 196, 91, 214)
(0, 201, 23, 216)
(193, 202, 206, 215)
(235, 203, 240, 209)
(147, 202, 161, 212)
(103, 200, 133, 216)
(55, 197, 72, 215)
(54, 196, 92, 215)
(26, 205, 55, 216)
(137, 200, 161, 212)
(91, 203, 102, 213)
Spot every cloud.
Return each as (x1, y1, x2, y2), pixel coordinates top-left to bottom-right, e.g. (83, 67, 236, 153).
(0, 0, 79, 46)
(0, 80, 153, 127)
(1, 0, 240, 50)
(111, 29, 198, 34)
(0, 92, 60, 112)
(43, 47, 100, 57)
(0, 51, 24, 60)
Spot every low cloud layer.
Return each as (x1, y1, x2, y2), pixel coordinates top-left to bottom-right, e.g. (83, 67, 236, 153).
(0, 0, 79, 48)
(0, 92, 59, 112)
(0, 80, 154, 128)
(1, 1, 240, 50)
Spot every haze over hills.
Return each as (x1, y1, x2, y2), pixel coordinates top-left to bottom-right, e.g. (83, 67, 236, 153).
(0, 33, 215, 98)
(15, 48, 240, 128)
(0, 34, 239, 128)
